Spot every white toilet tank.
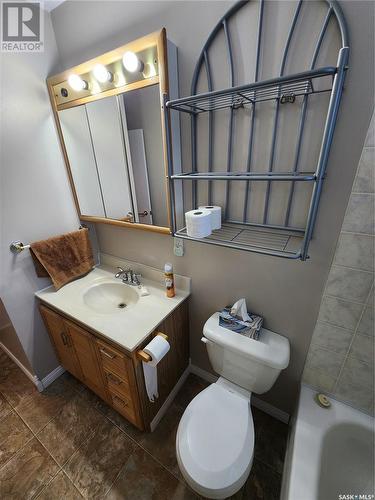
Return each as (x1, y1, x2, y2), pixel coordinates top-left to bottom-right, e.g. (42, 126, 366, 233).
(203, 313, 290, 394)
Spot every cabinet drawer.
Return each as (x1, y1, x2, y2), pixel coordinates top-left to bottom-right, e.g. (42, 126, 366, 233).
(103, 368, 130, 399)
(110, 389, 136, 424)
(96, 339, 129, 380)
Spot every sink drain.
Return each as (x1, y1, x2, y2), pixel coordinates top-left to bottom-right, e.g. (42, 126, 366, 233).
(118, 303, 127, 309)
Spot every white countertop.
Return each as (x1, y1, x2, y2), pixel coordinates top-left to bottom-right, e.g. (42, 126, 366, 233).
(35, 254, 191, 352)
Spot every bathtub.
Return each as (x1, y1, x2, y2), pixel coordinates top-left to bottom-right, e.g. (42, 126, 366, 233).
(281, 384, 374, 500)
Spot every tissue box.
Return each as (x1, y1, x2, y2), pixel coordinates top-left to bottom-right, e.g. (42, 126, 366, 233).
(219, 306, 263, 340)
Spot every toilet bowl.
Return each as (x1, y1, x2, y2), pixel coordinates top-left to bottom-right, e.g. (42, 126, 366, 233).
(176, 312, 290, 498)
(176, 378, 254, 499)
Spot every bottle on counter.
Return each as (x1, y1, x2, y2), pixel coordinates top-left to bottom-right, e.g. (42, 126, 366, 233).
(164, 263, 175, 298)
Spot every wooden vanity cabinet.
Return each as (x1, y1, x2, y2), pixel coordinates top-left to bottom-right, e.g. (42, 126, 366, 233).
(39, 306, 83, 382)
(39, 300, 189, 432)
(64, 321, 108, 401)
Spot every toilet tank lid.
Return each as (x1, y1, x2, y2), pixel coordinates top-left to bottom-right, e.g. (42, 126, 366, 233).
(203, 313, 290, 370)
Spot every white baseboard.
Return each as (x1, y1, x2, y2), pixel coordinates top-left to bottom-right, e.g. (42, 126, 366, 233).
(251, 395, 289, 423)
(41, 365, 66, 389)
(190, 363, 289, 424)
(0, 342, 43, 392)
(0, 343, 289, 424)
(190, 363, 218, 384)
(150, 365, 190, 432)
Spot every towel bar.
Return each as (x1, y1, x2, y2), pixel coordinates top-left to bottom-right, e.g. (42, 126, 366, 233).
(9, 241, 31, 253)
(9, 225, 89, 254)
(137, 332, 168, 362)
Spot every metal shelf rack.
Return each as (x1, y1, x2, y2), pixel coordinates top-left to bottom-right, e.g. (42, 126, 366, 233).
(165, 0, 349, 260)
(166, 67, 336, 114)
(171, 171, 316, 181)
(175, 224, 304, 259)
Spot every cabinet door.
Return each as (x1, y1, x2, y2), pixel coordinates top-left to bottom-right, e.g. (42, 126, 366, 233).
(64, 320, 107, 400)
(39, 305, 82, 380)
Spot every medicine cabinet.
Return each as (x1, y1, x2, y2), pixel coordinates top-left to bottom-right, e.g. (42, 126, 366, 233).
(47, 29, 180, 234)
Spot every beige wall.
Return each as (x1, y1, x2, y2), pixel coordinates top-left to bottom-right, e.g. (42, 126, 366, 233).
(0, 300, 34, 373)
(50, 0, 374, 414)
(303, 110, 374, 415)
(0, 8, 80, 379)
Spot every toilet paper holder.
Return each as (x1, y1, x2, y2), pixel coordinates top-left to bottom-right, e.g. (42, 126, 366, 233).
(137, 332, 168, 362)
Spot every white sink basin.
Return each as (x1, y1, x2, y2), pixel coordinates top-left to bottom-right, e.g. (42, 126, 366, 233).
(82, 281, 139, 314)
(35, 259, 191, 351)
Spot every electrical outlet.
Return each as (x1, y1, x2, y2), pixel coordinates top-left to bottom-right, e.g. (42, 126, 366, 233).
(174, 237, 184, 257)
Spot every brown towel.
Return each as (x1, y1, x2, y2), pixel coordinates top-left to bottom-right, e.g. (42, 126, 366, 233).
(30, 228, 94, 290)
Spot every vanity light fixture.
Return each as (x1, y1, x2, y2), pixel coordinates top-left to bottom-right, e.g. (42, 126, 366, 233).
(122, 51, 144, 73)
(93, 64, 113, 83)
(68, 74, 89, 91)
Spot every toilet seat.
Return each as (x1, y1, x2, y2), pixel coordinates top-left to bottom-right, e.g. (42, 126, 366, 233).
(176, 381, 254, 499)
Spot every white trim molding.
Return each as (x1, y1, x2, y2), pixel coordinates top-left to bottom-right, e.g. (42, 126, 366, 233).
(41, 365, 66, 389)
(150, 366, 190, 431)
(0, 342, 43, 391)
(0, 344, 289, 424)
(251, 394, 289, 424)
(0, 344, 66, 392)
(190, 363, 290, 424)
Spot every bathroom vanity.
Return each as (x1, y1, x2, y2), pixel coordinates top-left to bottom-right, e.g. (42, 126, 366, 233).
(36, 255, 191, 431)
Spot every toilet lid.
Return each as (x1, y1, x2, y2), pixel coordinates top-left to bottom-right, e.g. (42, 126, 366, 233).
(176, 383, 254, 493)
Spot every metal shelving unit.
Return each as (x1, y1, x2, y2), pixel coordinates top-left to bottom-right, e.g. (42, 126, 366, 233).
(167, 67, 336, 114)
(175, 224, 304, 259)
(171, 172, 316, 181)
(165, 0, 349, 260)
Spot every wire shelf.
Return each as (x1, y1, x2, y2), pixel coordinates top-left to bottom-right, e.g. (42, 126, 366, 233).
(171, 171, 316, 181)
(166, 67, 336, 114)
(175, 224, 304, 259)
(164, 0, 349, 260)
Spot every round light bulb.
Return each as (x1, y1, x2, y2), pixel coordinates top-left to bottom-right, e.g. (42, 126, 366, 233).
(68, 74, 88, 91)
(93, 64, 112, 83)
(142, 62, 157, 79)
(122, 51, 143, 73)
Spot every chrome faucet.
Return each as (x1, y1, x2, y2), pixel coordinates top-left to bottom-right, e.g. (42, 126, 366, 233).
(115, 267, 141, 286)
(115, 267, 127, 279)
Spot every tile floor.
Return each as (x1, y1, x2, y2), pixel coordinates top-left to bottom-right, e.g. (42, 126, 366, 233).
(0, 350, 288, 499)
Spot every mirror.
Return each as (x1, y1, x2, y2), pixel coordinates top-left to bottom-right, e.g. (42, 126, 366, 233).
(48, 30, 178, 233)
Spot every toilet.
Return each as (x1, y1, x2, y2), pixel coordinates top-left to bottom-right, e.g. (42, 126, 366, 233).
(176, 312, 290, 499)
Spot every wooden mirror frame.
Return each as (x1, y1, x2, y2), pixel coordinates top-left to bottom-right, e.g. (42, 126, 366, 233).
(47, 29, 172, 235)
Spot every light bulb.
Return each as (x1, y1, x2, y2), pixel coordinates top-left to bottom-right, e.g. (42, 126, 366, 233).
(68, 74, 88, 91)
(93, 64, 113, 83)
(142, 62, 157, 79)
(122, 51, 144, 73)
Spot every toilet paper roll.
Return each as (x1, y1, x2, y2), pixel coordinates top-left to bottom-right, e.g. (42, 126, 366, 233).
(142, 336, 170, 402)
(185, 209, 212, 238)
(199, 205, 222, 230)
(143, 335, 170, 367)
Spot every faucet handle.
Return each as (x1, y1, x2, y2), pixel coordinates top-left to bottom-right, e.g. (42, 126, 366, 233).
(115, 267, 126, 278)
(133, 273, 142, 285)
